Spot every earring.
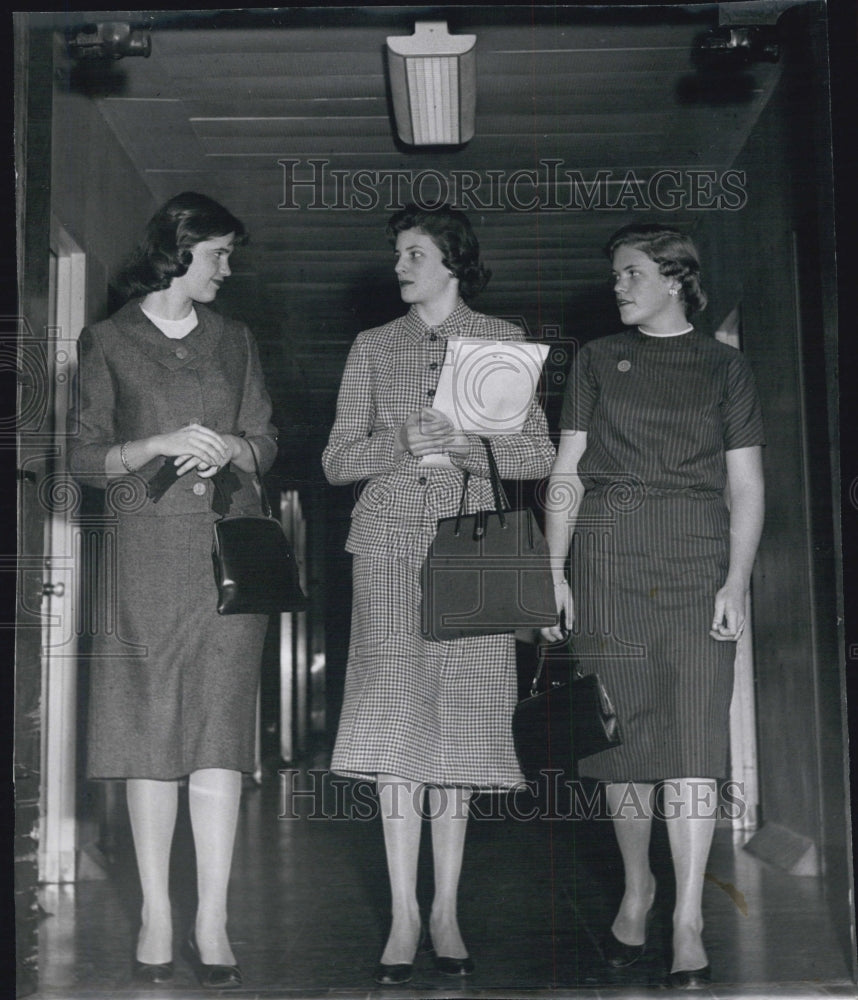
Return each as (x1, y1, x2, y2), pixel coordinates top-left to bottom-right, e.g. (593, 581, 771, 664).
(669, 287, 678, 297)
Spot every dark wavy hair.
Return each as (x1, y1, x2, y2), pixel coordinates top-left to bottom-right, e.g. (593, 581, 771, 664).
(386, 203, 490, 300)
(118, 192, 248, 298)
(604, 223, 708, 315)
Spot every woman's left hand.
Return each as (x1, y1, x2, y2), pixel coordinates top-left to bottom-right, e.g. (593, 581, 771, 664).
(419, 412, 469, 457)
(397, 408, 468, 457)
(444, 428, 471, 458)
(710, 580, 747, 641)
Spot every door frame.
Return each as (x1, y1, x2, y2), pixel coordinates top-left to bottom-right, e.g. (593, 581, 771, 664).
(715, 305, 760, 833)
(38, 218, 86, 884)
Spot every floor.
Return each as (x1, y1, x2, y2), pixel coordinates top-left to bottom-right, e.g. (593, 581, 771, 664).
(32, 753, 857, 1000)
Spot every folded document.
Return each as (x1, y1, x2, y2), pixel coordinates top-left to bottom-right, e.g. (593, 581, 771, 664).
(422, 338, 550, 467)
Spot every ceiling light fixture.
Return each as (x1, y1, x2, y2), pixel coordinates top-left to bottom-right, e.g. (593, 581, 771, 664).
(386, 21, 476, 146)
(695, 25, 780, 67)
(66, 22, 152, 60)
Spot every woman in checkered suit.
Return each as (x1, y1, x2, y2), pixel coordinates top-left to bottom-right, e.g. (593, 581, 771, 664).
(322, 204, 554, 984)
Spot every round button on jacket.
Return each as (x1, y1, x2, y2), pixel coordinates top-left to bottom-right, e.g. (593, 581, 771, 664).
(175, 346, 188, 360)
(192, 481, 206, 496)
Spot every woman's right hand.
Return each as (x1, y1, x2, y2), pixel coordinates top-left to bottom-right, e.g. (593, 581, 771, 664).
(540, 582, 574, 643)
(155, 424, 232, 476)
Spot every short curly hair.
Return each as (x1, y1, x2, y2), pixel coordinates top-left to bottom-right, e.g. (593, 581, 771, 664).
(118, 192, 247, 298)
(386, 203, 490, 300)
(605, 223, 708, 315)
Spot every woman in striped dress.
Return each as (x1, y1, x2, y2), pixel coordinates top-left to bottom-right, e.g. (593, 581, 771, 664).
(542, 224, 764, 989)
(322, 204, 554, 984)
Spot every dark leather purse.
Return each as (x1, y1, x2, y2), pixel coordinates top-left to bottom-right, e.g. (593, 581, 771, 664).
(513, 637, 622, 780)
(420, 438, 557, 641)
(211, 444, 308, 615)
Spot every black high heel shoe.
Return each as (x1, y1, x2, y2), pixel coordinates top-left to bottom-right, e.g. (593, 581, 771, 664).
(601, 896, 656, 969)
(374, 923, 426, 985)
(183, 931, 242, 990)
(427, 926, 474, 976)
(374, 961, 414, 986)
(432, 954, 475, 976)
(132, 959, 174, 983)
(666, 965, 712, 990)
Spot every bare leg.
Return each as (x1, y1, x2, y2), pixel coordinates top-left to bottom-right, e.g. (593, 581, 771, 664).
(188, 767, 242, 965)
(606, 781, 657, 946)
(663, 778, 717, 973)
(126, 778, 179, 964)
(427, 785, 472, 958)
(377, 774, 424, 965)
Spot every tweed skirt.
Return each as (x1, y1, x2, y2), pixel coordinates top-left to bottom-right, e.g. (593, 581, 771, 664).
(571, 491, 736, 783)
(331, 540, 524, 788)
(85, 512, 268, 779)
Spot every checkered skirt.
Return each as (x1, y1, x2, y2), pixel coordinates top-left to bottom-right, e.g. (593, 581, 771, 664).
(330, 529, 524, 788)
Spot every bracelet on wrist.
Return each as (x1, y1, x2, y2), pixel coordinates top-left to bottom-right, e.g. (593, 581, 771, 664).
(119, 441, 137, 474)
(553, 580, 569, 589)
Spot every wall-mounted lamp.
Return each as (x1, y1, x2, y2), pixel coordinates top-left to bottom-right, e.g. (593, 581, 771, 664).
(66, 22, 152, 60)
(695, 25, 780, 67)
(386, 22, 476, 146)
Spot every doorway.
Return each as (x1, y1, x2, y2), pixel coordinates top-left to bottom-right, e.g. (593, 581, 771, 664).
(39, 219, 86, 885)
(715, 304, 760, 834)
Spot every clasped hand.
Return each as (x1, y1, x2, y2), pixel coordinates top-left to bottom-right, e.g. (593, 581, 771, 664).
(158, 423, 235, 478)
(397, 408, 469, 458)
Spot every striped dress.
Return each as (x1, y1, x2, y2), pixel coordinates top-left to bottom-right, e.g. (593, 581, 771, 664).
(560, 328, 764, 782)
(322, 301, 555, 788)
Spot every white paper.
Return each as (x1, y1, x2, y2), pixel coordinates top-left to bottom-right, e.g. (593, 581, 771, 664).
(421, 339, 550, 466)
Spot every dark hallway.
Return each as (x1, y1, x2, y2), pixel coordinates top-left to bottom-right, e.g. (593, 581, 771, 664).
(13, 5, 856, 999)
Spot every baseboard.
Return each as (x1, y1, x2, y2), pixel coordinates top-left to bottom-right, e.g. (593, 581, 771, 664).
(742, 820, 820, 876)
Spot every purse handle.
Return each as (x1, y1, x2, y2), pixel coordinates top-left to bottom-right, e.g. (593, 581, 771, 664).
(211, 435, 274, 520)
(481, 437, 512, 521)
(532, 616, 582, 696)
(452, 437, 512, 536)
(244, 437, 275, 519)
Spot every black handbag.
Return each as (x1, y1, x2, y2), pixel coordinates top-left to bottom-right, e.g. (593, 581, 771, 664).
(513, 638, 622, 780)
(420, 437, 557, 641)
(211, 443, 308, 615)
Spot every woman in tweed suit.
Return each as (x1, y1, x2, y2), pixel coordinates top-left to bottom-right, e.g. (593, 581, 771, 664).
(69, 193, 277, 989)
(542, 224, 764, 989)
(323, 204, 554, 984)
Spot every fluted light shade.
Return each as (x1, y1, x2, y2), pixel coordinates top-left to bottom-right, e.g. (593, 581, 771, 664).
(386, 22, 476, 145)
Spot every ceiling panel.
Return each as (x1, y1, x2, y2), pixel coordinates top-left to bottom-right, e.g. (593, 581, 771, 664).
(51, 4, 787, 475)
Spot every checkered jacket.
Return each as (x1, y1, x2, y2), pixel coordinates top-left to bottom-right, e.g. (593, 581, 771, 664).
(322, 301, 555, 554)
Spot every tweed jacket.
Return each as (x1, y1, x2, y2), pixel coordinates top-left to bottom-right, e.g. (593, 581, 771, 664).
(322, 301, 555, 554)
(68, 299, 277, 517)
